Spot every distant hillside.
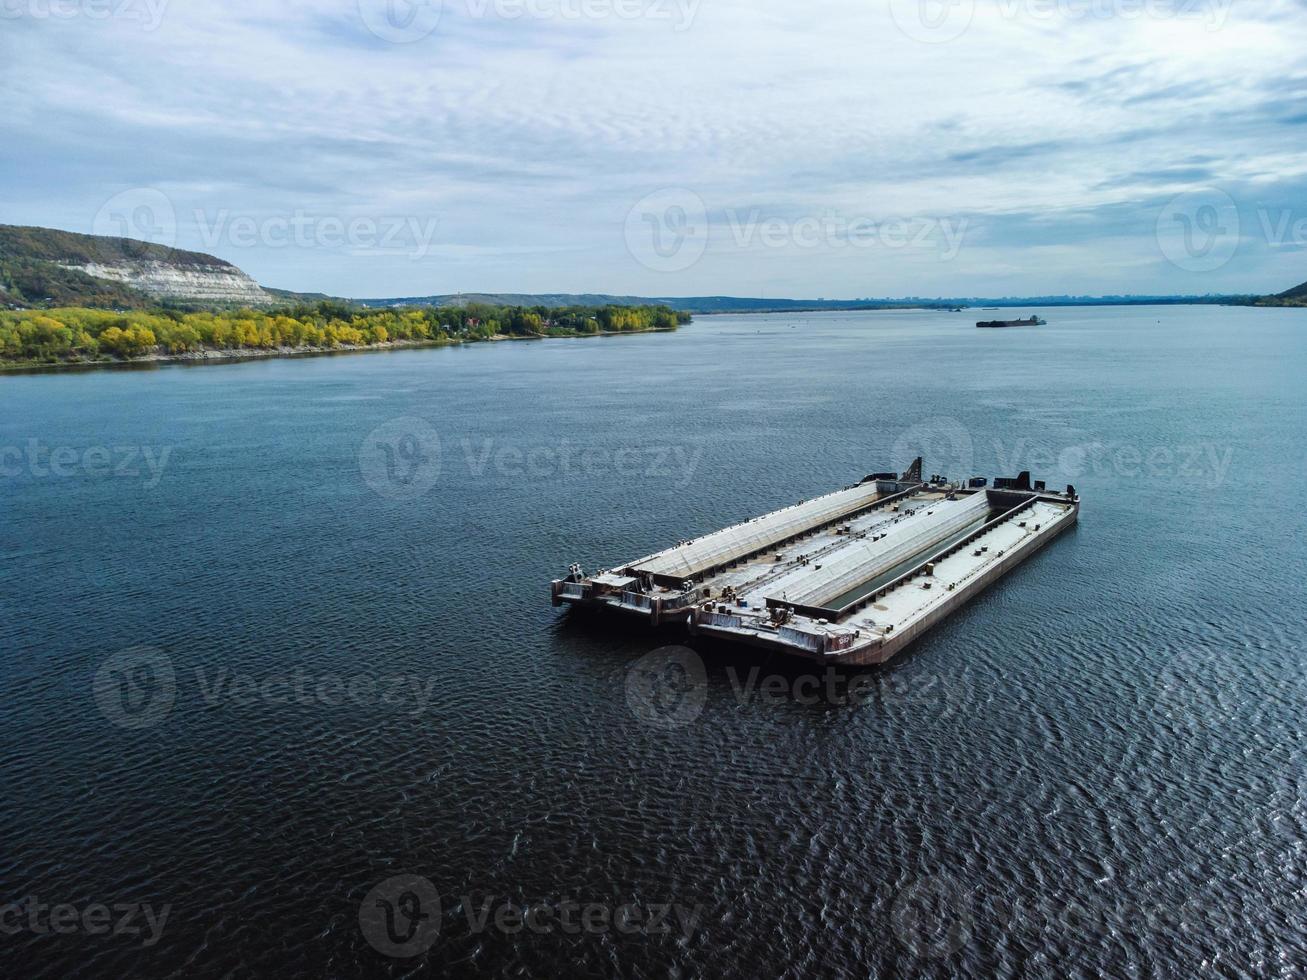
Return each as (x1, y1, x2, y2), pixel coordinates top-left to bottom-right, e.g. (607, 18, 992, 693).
(353, 293, 935, 314)
(0, 224, 272, 309)
(1277, 280, 1307, 302)
(350, 291, 1259, 314)
(3, 224, 1284, 314)
(265, 286, 337, 303)
(355, 292, 655, 309)
(353, 292, 674, 310)
(1249, 279, 1307, 307)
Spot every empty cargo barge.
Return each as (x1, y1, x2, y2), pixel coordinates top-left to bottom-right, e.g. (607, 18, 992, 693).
(551, 459, 1079, 666)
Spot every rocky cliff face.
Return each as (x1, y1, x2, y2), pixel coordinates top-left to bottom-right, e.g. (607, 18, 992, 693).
(68, 260, 272, 306)
(0, 224, 275, 308)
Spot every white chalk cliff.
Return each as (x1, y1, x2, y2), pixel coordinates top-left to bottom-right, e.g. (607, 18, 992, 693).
(66, 260, 273, 305)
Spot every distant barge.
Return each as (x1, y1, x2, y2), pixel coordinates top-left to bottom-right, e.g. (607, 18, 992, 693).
(977, 316, 1046, 328)
(551, 459, 1079, 666)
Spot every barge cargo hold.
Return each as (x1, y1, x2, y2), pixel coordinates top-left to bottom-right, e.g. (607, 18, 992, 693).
(551, 459, 1079, 666)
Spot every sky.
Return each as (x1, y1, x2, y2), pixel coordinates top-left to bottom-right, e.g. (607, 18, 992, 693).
(3, 0, 1306, 299)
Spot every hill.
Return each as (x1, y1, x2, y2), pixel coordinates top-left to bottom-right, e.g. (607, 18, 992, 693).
(1248, 279, 1307, 307)
(1276, 280, 1307, 303)
(0, 225, 271, 308)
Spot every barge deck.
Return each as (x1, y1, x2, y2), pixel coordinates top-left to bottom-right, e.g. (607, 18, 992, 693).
(551, 459, 1078, 666)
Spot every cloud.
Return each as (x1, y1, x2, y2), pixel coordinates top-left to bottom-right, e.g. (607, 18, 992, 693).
(1, 0, 1305, 296)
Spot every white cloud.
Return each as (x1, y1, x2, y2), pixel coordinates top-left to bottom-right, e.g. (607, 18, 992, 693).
(2, 0, 1305, 296)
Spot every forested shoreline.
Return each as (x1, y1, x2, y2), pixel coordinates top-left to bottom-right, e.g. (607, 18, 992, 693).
(0, 301, 690, 367)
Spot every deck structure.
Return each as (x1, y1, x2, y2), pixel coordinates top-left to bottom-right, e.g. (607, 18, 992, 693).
(551, 459, 1078, 665)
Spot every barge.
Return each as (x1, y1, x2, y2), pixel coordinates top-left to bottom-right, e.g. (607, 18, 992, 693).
(977, 316, 1046, 328)
(551, 459, 1079, 666)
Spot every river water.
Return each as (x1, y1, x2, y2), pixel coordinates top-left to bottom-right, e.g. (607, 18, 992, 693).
(1, 305, 1303, 977)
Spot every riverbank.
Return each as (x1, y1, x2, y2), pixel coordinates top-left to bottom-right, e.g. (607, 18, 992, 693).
(0, 325, 681, 373)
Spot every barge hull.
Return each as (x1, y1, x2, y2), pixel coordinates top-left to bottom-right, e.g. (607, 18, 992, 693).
(552, 461, 1079, 666)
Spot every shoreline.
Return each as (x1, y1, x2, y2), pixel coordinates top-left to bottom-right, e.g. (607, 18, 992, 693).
(0, 326, 680, 374)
